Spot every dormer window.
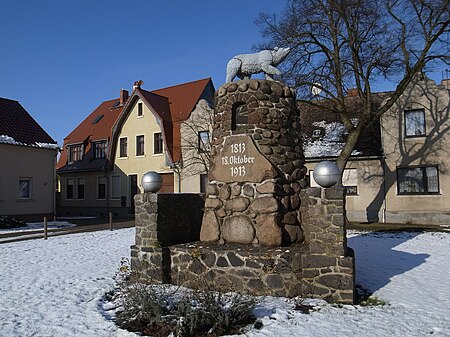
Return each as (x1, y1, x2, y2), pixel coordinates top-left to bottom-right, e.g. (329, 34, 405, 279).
(312, 129, 322, 137)
(68, 145, 83, 163)
(93, 141, 108, 159)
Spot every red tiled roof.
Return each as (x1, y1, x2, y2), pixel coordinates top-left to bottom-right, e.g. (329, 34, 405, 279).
(151, 78, 213, 122)
(0, 97, 56, 146)
(58, 78, 214, 172)
(57, 99, 124, 170)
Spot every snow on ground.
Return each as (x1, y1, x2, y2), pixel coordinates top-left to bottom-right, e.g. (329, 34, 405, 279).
(1, 228, 449, 337)
(0, 221, 76, 234)
(0, 228, 135, 337)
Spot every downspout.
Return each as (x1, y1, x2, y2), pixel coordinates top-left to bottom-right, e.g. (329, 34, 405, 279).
(105, 172, 110, 218)
(380, 120, 387, 223)
(53, 150, 58, 219)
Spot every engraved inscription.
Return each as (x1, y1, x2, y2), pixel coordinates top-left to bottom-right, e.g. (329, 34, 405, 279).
(209, 135, 275, 183)
(221, 143, 255, 178)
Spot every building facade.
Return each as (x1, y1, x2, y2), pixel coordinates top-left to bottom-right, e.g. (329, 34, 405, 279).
(0, 98, 58, 221)
(302, 75, 450, 225)
(381, 76, 450, 224)
(57, 78, 214, 217)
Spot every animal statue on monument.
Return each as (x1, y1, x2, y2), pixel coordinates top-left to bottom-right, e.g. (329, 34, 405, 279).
(225, 47, 290, 83)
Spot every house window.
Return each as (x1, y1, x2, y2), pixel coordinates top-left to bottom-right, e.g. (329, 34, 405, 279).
(77, 178, 85, 199)
(19, 178, 32, 199)
(93, 141, 107, 159)
(119, 137, 127, 157)
(98, 176, 107, 199)
(200, 174, 208, 194)
(405, 109, 425, 137)
(66, 178, 74, 199)
(154, 132, 163, 154)
(136, 135, 145, 156)
(198, 131, 210, 153)
(69, 145, 83, 163)
(137, 103, 143, 117)
(342, 168, 358, 195)
(398, 166, 439, 194)
(111, 175, 120, 199)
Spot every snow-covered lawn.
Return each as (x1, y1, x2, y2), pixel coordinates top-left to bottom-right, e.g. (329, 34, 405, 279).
(0, 228, 449, 337)
(0, 221, 76, 235)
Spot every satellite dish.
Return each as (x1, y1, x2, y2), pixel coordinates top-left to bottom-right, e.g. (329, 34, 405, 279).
(311, 83, 322, 96)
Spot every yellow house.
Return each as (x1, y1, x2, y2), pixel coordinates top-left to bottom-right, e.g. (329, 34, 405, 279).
(0, 98, 58, 221)
(57, 78, 214, 217)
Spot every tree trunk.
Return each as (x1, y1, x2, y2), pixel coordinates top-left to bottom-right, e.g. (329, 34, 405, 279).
(336, 122, 365, 172)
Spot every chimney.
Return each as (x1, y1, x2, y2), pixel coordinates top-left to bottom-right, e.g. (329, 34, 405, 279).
(120, 89, 129, 105)
(133, 80, 144, 90)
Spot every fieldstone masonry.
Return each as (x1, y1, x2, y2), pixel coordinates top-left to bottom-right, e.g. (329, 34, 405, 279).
(201, 79, 307, 246)
(130, 80, 355, 303)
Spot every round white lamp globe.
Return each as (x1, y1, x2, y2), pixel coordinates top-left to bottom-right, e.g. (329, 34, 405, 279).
(141, 171, 163, 193)
(313, 161, 341, 188)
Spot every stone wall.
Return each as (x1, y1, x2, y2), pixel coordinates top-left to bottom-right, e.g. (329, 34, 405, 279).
(131, 187, 355, 303)
(131, 193, 204, 283)
(300, 187, 355, 303)
(134, 193, 204, 247)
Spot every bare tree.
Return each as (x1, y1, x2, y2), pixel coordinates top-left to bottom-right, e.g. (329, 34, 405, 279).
(179, 100, 214, 177)
(257, 0, 450, 170)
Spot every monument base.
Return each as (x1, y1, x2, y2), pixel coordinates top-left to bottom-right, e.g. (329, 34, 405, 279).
(131, 242, 354, 303)
(131, 188, 355, 304)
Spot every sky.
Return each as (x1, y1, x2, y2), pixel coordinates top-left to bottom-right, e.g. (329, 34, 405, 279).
(0, 0, 285, 146)
(0, 1, 448, 147)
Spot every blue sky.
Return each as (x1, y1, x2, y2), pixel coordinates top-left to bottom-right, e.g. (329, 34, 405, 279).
(0, 0, 285, 145)
(0, 1, 447, 146)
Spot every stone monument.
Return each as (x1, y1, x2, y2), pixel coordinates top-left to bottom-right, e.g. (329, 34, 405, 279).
(130, 51, 355, 303)
(200, 79, 307, 247)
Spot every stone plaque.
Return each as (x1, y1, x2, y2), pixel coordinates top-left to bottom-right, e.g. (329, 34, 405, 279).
(209, 135, 275, 183)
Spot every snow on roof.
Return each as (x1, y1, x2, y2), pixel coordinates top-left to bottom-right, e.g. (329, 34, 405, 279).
(0, 134, 59, 150)
(303, 120, 361, 158)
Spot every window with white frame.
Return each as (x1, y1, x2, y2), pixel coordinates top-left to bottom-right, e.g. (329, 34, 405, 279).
(93, 141, 108, 159)
(136, 135, 145, 156)
(77, 178, 85, 199)
(137, 103, 143, 117)
(119, 137, 127, 157)
(19, 178, 32, 199)
(154, 132, 163, 154)
(111, 175, 120, 199)
(405, 109, 426, 137)
(397, 166, 439, 194)
(66, 178, 74, 199)
(198, 131, 210, 153)
(98, 176, 107, 199)
(68, 145, 83, 163)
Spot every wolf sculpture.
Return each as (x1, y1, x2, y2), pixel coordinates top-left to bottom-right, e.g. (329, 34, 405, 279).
(225, 47, 290, 83)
